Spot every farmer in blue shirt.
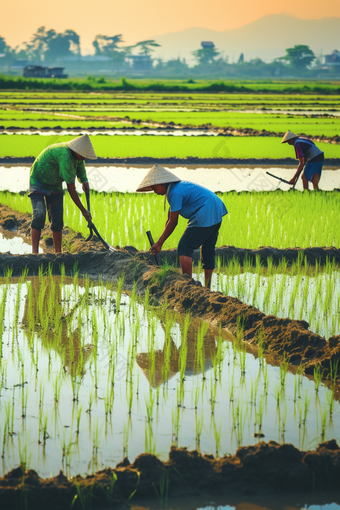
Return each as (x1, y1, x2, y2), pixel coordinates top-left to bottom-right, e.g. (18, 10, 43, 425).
(282, 130, 324, 190)
(136, 164, 227, 288)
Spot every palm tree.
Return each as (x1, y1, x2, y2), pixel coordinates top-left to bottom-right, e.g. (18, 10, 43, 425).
(93, 35, 124, 56)
(134, 40, 160, 55)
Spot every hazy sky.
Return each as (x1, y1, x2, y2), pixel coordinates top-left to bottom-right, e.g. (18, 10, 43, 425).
(2, 0, 339, 53)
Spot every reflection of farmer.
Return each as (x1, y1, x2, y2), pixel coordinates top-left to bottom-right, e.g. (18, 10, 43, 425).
(22, 277, 92, 377)
(136, 165, 227, 289)
(29, 134, 97, 254)
(282, 130, 324, 190)
(136, 319, 217, 388)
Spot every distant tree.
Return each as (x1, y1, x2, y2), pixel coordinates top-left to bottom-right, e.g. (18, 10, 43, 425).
(280, 45, 315, 69)
(45, 30, 80, 61)
(134, 40, 160, 55)
(0, 36, 8, 53)
(192, 46, 220, 65)
(161, 58, 189, 75)
(237, 53, 244, 64)
(23, 27, 80, 62)
(92, 34, 124, 56)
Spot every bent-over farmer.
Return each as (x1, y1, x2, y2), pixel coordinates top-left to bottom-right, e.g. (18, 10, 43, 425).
(29, 134, 97, 253)
(282, 130, 324, 190)
(136, 165, 227, 289)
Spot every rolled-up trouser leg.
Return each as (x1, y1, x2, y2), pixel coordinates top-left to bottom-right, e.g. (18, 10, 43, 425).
(30, 193, 47, 231)
(45, 193, 64, 232)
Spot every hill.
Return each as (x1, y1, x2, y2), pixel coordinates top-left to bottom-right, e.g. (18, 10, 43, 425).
(152, 15, 340, 64)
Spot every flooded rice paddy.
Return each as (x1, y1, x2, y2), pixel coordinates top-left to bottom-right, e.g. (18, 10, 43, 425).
(1, 166, 340, 194)
(204, 270, 340, 339)
(0, 272, 339, 479)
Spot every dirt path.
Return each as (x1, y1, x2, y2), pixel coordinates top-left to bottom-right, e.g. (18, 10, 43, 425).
(0, 440, 339, 508)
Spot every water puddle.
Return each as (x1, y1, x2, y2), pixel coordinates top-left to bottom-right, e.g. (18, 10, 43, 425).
(0, 231, 41, 254)
(1, 166, 340, 194)
(0, 273, 338, 479)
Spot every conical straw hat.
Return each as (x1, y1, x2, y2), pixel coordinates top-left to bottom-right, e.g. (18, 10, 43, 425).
(136, 164, 181, 192)
(67, 134, 97, 159)
(281, 130, 298, 144)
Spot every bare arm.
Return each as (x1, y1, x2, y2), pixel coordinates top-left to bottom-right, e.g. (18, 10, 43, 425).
(289, 157, 305, 185)
(150, 210, 179, 254)
(67, 183, 91, 221)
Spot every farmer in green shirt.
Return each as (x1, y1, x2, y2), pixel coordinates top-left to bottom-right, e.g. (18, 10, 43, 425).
(29, 134, 97, 253)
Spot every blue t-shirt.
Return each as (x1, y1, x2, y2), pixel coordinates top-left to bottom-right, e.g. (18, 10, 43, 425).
(167, 181, 228, 228)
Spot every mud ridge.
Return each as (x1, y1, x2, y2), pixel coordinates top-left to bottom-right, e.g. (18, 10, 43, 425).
(0, 440, 339, 509)
(1, 205, 340, 375)
(102, 115, 340, 145)
(1, 119, 340, 146)
(0, 246, 339, 378)
(2, 156, 340, 166)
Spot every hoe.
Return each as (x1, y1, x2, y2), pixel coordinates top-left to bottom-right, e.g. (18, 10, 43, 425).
(266, 171, 297, 189)
(85, 191, 116, 252)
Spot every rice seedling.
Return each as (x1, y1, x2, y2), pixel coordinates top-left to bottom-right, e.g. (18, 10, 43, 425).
(313, 365, 324, 393)
(279, 355, 290, 388)
(152, 470, 169, 507)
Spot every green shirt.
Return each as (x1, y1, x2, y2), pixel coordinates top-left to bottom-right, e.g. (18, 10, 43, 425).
(29, 142, 88, 193)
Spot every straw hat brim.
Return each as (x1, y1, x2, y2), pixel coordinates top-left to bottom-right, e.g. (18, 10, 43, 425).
(136, 164, 181, 192)
(67, 134, 97, 160)
(281, 130, 298, 144)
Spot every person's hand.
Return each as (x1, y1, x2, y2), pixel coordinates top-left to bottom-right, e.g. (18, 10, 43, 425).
(150, 241, 162, 255)
(82, 182, 90, 193)
(82, 209, 92, 222)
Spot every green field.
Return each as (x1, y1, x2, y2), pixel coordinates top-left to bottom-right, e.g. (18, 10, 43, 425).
(1, 91, 339, 138)
(1, 134, 337, 159)
(1, 190, 339, 250)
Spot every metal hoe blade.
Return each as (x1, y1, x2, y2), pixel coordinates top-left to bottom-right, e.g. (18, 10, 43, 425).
(146, 230, 159, 266)
(85, 191, 116, 252)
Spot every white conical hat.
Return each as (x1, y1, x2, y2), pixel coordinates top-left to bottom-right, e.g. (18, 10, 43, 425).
(67, 134, 97, 159)
(136, 164, 181, 192)
(281, 130, 299, 143)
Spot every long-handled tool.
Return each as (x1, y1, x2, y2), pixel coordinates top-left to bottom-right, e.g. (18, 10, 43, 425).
(146, 230, 159, 266)
(85, 191, 116, 252)
(266, 171, 296, 189)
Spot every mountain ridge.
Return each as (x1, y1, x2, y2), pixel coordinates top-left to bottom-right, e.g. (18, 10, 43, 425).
(150, 15, 340, 63)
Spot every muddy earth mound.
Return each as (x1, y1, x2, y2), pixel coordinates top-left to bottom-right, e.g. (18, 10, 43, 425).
(0, 441, 339, 509)
(2, 156, 340, 167)
(0, 204, 105, 254)
(0, 246, 339, 379)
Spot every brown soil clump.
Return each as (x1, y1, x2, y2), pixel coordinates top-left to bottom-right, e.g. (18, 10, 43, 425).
(0, 204, 105, 254)
(0, 246, 339, 379)
(0, 441, 339, 508)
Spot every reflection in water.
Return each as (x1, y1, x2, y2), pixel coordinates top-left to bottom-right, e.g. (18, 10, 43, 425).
(136, 312, 219, 388)
(21, 275, 93, 377)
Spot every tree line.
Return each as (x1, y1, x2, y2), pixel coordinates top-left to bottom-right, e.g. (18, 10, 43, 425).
(0, 26, 328, 77)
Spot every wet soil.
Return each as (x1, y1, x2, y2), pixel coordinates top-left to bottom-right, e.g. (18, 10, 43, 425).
(111, 116, 340, 145)
(0, 204, 105, 254)
(2, 156, 340, 166)
(0, 440, 339, 509)
(1, 208, 340, 504)
(1, 246, 340, 379)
